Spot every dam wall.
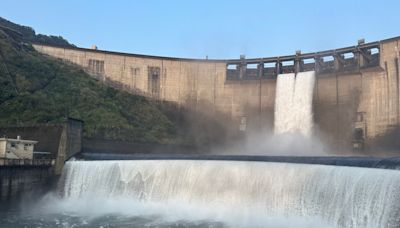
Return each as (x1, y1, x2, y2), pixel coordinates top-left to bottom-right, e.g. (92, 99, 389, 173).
(0, 162, 53, 202)
(32, 37, 400, 152)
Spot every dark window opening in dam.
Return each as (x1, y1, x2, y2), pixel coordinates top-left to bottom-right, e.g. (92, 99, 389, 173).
(263, 62, 277, 78)
(303, 58, 315, 71)
(87, 59, 105, 76)
(130, 67, 140, 89)
(130, 67, 140, 77)
(354, 128, 364, 141)
(148, 66, 160, 98)
(245, 63, 259, 80)
(281, 60, 295, 74)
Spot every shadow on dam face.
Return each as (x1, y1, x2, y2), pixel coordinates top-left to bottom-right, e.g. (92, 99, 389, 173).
(370, 126, 400, 151)
(78, 153, 400, 170)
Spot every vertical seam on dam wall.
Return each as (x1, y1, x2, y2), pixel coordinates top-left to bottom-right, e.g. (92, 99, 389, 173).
(396, 40, 400, 125)
(384, 61, 390, 123)
(335, 73, 339, 147)
(104, 53, 107, 82)
(360, 72, 366, 139)
(161, 60, 164, 100)
(259, 76, 262, 115)
(396, 57, 400, 125)
(179, 61, 182, 106)
(213, 63, 216, 110)
(196, 63, 199, 111)
(122, 56, 126, 87)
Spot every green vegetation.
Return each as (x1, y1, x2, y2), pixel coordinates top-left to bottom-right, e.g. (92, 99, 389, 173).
(0, 20, 177, 144)
(0, 17, 73, 47)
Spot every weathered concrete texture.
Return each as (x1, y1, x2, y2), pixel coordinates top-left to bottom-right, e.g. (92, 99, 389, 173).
(33, 38, 400, 152)
(83, 138, 198, 155)
(0, 165, 52, 201)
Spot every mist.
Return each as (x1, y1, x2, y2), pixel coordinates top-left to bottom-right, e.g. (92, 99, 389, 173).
(212, 130, 330, 156)
(211, 71, 331, 156)
(19, 159, 399, 228)
(27, 194, 335, 228)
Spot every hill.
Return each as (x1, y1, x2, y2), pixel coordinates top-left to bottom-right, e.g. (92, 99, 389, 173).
(0, 18, 177, 144)
(0, 17, 73, 47)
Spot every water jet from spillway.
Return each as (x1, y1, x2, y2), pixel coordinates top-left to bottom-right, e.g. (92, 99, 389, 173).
(274, 71, 316, 137)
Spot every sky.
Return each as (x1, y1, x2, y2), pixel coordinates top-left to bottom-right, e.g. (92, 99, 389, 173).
(1, 0, 399, 59)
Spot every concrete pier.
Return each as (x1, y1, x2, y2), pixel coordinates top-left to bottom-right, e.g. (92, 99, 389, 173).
(0, 159, 54, 201)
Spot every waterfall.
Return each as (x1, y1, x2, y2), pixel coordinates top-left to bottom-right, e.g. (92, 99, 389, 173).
(274, 71, 316, 136)
(59, 160, 400, 228)
(274, 73, 296, 135)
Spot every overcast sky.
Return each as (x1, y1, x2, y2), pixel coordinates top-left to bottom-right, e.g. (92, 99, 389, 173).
(1, 0, 399, 59)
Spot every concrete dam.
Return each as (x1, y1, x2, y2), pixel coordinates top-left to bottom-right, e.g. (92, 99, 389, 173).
(4, 37, 400, 228)
(33, 37, 400, 152)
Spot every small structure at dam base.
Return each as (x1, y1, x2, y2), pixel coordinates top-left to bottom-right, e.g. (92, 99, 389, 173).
(0, 118, 83, 202)
(0, 136, 37, 160)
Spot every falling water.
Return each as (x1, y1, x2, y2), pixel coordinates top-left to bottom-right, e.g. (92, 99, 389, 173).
(274, 73, 296, 135)
(274, 71, 316, 136)
(56, 160, 400, 228)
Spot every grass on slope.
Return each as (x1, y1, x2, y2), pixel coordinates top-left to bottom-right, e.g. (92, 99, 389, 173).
(0, 28, 177, 144)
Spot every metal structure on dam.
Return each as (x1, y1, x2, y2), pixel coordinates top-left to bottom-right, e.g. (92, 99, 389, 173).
(33, 37, 400, 152)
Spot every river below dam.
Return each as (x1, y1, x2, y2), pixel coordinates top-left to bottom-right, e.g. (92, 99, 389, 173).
(1, 159, 400, 228)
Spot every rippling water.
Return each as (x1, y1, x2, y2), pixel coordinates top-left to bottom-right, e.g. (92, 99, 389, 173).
(0, 198, 331, 228)
(0, 211, 226, 228)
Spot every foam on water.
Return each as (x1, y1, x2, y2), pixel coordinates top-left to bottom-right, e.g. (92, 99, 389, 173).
(53, 160, 400, 228)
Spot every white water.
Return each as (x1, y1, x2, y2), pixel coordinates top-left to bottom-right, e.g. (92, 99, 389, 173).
(56, 160, 400, 227)
(274, 73, 296, 135)
(274, 71, 316, 136)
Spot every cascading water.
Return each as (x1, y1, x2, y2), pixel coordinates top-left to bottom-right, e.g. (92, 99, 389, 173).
(54, 160, 400, 228)
(274, 73, 296, 135)
(274, 71, 316, 136)
(4, 70, 397, 228)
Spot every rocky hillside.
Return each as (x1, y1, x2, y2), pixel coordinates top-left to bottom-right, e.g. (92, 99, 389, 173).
(0, 17, 73, 47)
(0, 18, 178, 144)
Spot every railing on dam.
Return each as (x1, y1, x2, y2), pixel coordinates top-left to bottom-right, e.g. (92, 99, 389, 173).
(0, 158, 55, 167)
(226, 40, 380, 80)
(34, 36, 397, 82)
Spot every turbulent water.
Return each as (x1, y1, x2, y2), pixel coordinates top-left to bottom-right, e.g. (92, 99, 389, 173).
(4, 160, 395, 228)
(274, 71, 316, 136)
(2, 70, 398, 227)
